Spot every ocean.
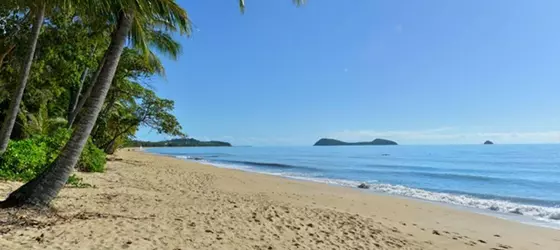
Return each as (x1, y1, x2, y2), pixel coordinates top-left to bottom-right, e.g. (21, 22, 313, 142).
(147, 144, 560, 228)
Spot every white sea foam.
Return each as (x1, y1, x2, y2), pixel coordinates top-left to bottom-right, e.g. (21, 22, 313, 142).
(301, 177, 560, 225)
(366, 183, 560, 224)
(271, 172, 367, 187)
(176, 156, 560, 226)
(175, 155, 204, 160)
(201, 160, 256, 171)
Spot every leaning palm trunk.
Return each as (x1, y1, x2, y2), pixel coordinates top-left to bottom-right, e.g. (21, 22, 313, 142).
(0, 4, 46, 154)
(69, 46, 99, 119)
(90, 94, 117, 139)
(67, 67, 89, 121)
(0, 12, 134, 208)
(67, 55, 106, 127)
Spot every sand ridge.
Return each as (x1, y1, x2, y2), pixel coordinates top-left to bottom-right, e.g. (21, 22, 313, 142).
(0, 150, 558, 249)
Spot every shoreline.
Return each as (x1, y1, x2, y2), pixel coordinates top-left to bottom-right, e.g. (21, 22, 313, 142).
(147, 148, 560, 230)
(1, 150, 559, 249)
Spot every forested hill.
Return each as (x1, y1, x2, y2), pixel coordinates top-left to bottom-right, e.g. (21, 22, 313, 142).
(313, 138, 398, 146)
(127, 138, 232, 147)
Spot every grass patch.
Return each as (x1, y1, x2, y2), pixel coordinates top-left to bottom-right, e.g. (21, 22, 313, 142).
(66, 174, 94, 188)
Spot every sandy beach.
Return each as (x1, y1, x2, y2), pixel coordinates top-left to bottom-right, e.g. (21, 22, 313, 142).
(0, 150, 558, 250)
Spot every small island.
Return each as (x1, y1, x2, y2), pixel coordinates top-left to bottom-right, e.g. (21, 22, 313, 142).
(484, 140, 494, 145)
(127, 138, 232, 147)
(313, 138, 398, 146)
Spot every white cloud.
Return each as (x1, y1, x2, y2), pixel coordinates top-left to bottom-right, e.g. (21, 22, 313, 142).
(328, 128, 560, 144)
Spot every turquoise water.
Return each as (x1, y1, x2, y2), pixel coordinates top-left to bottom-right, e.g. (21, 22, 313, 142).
(148, 145, 560, 227)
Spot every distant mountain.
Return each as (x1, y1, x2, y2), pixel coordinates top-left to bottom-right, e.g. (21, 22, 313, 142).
(127, 138, 232, 147)
(484, 140, 494, 145)
(313, 138, 398, 146)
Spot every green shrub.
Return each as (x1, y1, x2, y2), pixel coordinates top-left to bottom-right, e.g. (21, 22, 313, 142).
(40, 127, 72, 161)
(76, 138, 106, 172)
(66, 174, 93, 188)
(39, 128, 106, 172)
(0, 128, 107, 181)
(0, 139, 49, 181)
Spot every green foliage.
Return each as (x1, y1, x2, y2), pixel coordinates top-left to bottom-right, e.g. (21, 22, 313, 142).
(66, 174, 93, 188)
(90, 49, 185, 154)
(1, 6, 187, 157)
(0, 139, 49, 181)
(1, 8, 108, 139)
(0, 128, 106, 181)
(77, 138, 106, 172)
(42, 128, 107, 172)
(40, 128, 73, 161)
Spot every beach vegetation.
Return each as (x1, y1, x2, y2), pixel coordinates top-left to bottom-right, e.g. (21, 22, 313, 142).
(66, 174, 93, 188)
(0, 1, 49, 154)
(0, 0, 304, 208)
(0, 128, 106, 181)
(0, 0, 191, 208)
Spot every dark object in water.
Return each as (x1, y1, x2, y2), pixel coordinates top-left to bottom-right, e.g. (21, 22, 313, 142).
(381, 153, 390, 156)
(357, 183, 370, 189)
(509, 208, 523, 215)
(484, 140, 494, 145)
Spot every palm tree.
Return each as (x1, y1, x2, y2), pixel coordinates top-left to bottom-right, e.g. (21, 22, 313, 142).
(66, 54, 106, 127)
(67, 27, 178, 127)
(0, 0, 305, 208)
(91, 48, 166, 138)
(67, 45, 98, 125)
(0, 2, 46, 154)
(0, 0, 191, 207)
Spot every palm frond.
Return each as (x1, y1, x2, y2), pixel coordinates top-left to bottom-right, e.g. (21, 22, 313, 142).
(147, 50, 165, 76)
(133, 0, 192, 36)
(147, 29, 181, 60)
(129, 13, 150, 61)
(239, 0, 245, 14)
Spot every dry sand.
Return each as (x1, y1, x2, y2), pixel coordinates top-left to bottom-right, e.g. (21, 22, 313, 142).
(0, 150, 559, 250)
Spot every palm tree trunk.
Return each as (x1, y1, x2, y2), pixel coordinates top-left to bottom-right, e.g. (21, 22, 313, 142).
(99, 93, 117, 123)
(67, 55, 106, 128)
(67, 68, 89, 120)
(0, 12, 134, 208)
(68, 45, 97, 121)
(0, 4, 45, 155)
(91, 93, 116, 140)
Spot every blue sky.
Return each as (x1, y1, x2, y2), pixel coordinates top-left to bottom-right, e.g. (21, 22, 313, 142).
(137, 0, 560, 145)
